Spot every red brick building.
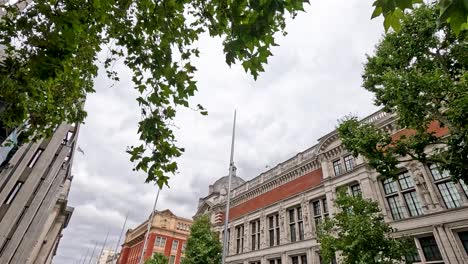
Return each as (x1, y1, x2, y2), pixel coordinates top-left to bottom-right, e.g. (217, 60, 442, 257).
(118, 209, 192, 264)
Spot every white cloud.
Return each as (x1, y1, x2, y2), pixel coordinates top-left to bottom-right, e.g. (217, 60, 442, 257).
(53, 1, 383, 263)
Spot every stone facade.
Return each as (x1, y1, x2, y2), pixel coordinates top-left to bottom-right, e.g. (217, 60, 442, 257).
(196, 110, 468, 264)
(119, 209, 192, 264)
(0, 122, 78, 264)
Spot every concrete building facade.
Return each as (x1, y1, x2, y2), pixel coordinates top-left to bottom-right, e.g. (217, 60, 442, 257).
(0, 122, 78, 264)
(119, 209, 192, 264)
(196, 110, 468, 264)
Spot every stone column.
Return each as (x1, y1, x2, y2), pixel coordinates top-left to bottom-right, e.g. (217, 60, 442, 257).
(306, 248, 313, 264)
(229, 224, 236, 255)
(260, 210, 267, 249)
(301, 196, 312, 240)
(279, 204, 288, 245)
(433, 224, 461, 264)
(409, 165, 436, 212)
(359, 177, 374, 200)
(243, 217, 249, 253)
(415, 164, 443, 211)
(281, 252, 288, 264)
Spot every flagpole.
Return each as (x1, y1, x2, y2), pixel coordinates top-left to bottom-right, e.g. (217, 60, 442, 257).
(221, 110, 236, 264)
(97, 230, 109, 264)
(138, 187, 161, 264)
(87, 241, 98, 264)
(114, 212, 129, 256)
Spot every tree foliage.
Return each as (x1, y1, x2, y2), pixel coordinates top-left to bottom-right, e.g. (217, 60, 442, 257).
(338, 6, 468, 182)
(319, 191, 415, 264)
(145, 253, 169, 264)
(0, 0, 307, 187)
(372, 0, 468, 35)
(182, 215, 221, 264)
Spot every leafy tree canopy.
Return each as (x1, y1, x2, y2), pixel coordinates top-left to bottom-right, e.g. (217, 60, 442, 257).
(338, 5, 468, 182)
(319, 191, 415, 264)
(372, 0, 468, 35)
(0, 0, 307, 187)
(145, 253, 169, 264)
(182, 214, 221, 264)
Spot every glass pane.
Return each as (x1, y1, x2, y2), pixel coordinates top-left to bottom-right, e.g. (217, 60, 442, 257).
(290, 225, 296, 242)
(323, 198, 329, 214)
(351, 184, 361, 196)
(437, 182, 462, 208)
(398, 171, 415, 190)
(297, 207, 302, 220)
(383, 178, 398, 194)
(289, 209, 295, 223)
(313, 201, 321, 216)
(298, 222, 304, 240)
(333, 160, 342, 176)
(458, 231, 468, 254)
(344, 155, 355, 171)
(387, 195, 405, 220)
(419, 236, 443, 261)
(403, 191, 423, 217)
(429, 164, 450, 180)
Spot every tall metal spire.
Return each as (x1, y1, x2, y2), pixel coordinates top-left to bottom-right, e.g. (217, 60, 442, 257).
(221, 110, 236, 264)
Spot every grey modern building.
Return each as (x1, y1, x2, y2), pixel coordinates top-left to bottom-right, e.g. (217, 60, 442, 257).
(196, 110, 468, 264)
(0, 122, 78, 264)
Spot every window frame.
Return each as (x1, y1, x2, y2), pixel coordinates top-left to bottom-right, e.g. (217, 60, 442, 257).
(343, 154, 355, 172)
(381, 171, 423, 220)
(418, 235, 443, 262)
(311, 197, 329, 235)
(333, 159, 343, 176)
(250, 219, 261, 251)
(288, 206, 304, 242)
(235, 224, 244, 254)
(429, 164, 466, 209)
(171, 240, 179, 251)
(268, 214, 280, 247)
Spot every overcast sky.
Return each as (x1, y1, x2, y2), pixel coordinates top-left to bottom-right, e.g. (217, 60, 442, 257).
(54, 1, 384, 263)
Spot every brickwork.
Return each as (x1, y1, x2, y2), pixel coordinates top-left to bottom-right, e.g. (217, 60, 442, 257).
(229, 168, 323, 221)
(118, 210, 191, 264)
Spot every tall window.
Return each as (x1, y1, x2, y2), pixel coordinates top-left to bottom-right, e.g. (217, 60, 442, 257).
(333, 159, 343, 176)
(155, 236, 166, 248)
(268, 214, 280, 247)
(312, 198, 329, 234)
(235, 225, 244, 254)
(289, 207, 304, 242)
(419, 236, 443, 261)
(181, 242, 186, 253)
(429, 164, 464, 209)
(343, 155, 355, 171)
(382, 171, 423, 220)
(291, 255, 307, 264)
(169, 255, 175, 264)
(458, 231, 468, 255)
(251, 219, 260, 250)
(172, 240, 179, 251)
(269, 258, 281, 264)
